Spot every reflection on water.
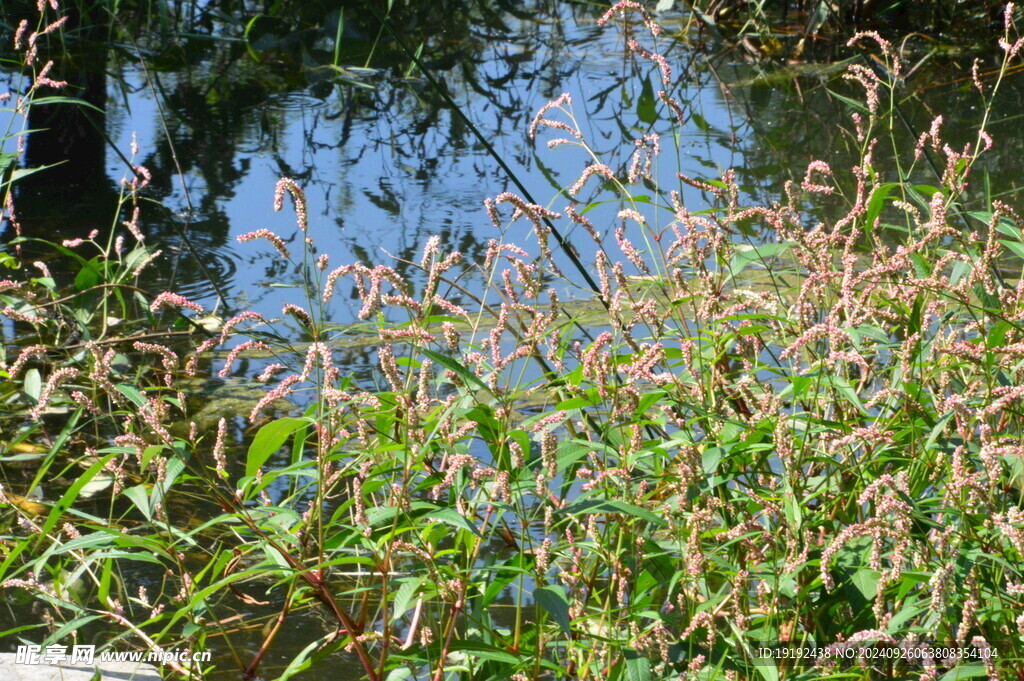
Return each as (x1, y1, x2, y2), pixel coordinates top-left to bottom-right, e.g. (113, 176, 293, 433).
(5, 0, 742, 327)
(2, 0, 1023, 678)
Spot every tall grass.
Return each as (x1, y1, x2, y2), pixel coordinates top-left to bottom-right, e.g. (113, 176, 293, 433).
(3, 2, 1024, 680)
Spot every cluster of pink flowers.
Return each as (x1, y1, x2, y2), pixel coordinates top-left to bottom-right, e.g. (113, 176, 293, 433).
(273, 177, 308, 232)
(627, 39, 671, 86)
(218, 340, 271, 378)
(597, 1, 662, 37)
(628, 134, 659, 184)
(527, 93, 577, 141)
(149, 291, 204, 314)
(568, 163, 613, 198)
(29, 366, 78, 418)
(237, 229, 290, 258)
(7, 0, 1022, 665)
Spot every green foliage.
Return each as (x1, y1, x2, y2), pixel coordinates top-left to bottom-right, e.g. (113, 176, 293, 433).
(4, 2, 1024, 681)
(678, 0, 1018, 62)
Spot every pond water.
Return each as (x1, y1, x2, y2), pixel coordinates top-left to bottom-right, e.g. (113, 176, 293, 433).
(2, 1, 1023, 679)
(6, 5, 1020, 340)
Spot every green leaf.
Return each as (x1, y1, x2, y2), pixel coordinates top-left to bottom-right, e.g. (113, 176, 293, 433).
(691, 112, 712, 132)
(153, 453, 186, 502)
(421, 348, 491, 396)
(949, 260, 972, 287)
(247, 417, 307, 478)
(74, 258, 102, 292)
(937, 666, 990, 681)
(384, 668, 416, 681)
(448, 641, 520, 665)
(534, 585, 571, 636)
(0, 151, 17, 173)
(637, 75, 657, 124)
(987, 321, 1012, 350)
(243, 14, 269, 62)
(561, 499, 666, 527)
(829, 376, 867, 414)
(999, 238, 1024, 261)
(98, 557, 113, 605)
(482, 553, 532, 608)
(6, 164, 60, 187)
(970, 210, 1021, 239)
(909, 253, 931, 279)
(42, 615, 103, 647)
(555, 396, 597, 410)
(826, 88, 870, 114)
(41, 453, 116, 537)
(864, 182, 898, 230)
(116, 384, 147, 408)
(121, 246, 152, 278)
(23, 368, 41, 401)
(332, 7, 345, 67)
(805, 0, 830, 34)
(640, 539, 676, 584)
(913, 183, 942, 199)
(277, 632, 338, 681)
(624, 649, 652, 681)
(390, 576, 423, 623)
(850, 567, 880, 601)
(123, 485, 152, 521)
(578, 195, 655, 216)
(729, 242, 788, 272)
(425, 506, 482, 537)
(702, 446, 725, 476)
(30, 96, 105, 113)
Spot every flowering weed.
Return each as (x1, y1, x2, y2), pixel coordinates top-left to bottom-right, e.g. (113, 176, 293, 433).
(4, 2, 1024, 681)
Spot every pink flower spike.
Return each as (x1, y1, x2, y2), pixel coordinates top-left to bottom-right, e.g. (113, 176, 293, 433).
(598, 1, 662, 37)
(802, 160, 835, 195)
(237, 229, 291, 259)
(32, 60, 66, 90)
(30, 367, 79, 419)
(150, 292, 204, 314)
(274, 177, 308, 232)
(569, 163, 614, 198)
(14, 20, 28, 50)
(218, 340, 272, 378)
(528, 93, 576, 141)
(8, 344, 47, 377)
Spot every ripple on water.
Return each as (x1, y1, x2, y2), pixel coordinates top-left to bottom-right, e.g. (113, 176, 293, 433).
(158, 241, 241, 305)
(267, 92, 329, 112)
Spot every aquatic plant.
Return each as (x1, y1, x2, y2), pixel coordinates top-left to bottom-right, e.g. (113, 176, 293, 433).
(680, 0, 1017, 61)
(4, 1, 1024, 680)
